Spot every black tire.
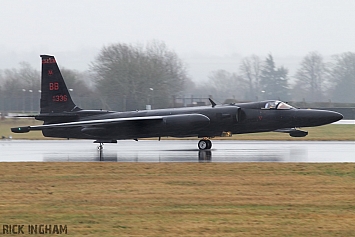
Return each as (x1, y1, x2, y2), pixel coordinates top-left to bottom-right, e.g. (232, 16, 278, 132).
(198, 140, 208, 150)
(206, 140, 212, 149)
(198, 139, 212, 150)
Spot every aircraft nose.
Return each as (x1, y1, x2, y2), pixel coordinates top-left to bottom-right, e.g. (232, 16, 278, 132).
(311, 110, 343, 126)
(326, 111, 343, 123)
(294, 109, 343, 127)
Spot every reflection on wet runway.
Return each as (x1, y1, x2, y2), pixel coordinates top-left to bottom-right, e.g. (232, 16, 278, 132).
(1, 140, 354, 162)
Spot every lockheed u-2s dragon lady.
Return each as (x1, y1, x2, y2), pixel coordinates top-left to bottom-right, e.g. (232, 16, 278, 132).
(12, 55, 343, 150)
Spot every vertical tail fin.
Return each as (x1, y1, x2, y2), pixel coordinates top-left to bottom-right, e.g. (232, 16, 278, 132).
(40, 55, 81, 113)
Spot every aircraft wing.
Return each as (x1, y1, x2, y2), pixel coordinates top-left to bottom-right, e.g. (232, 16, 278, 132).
(11, 116, 164, 133)
(11, 113, 211, 134)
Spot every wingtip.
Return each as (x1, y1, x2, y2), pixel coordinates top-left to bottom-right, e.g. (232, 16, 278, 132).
(11, 126, 30, 133)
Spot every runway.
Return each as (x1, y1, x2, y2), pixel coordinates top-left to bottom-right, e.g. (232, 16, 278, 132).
(0, 140, 354, 162)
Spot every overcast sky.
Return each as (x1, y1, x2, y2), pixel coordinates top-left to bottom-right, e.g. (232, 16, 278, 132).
(1, 0, 355, 81)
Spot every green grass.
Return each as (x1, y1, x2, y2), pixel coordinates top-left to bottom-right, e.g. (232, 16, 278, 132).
(1, 163, 355, 236)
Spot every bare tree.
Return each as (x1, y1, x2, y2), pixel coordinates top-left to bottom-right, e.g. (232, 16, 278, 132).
(0, 63, 40, 112)
(60, 68, 93, 97)
(91, 41, 188, 110)
(239, 55, 262, 101)
(207, 69, 246, 101)
(328, 52, 355, 103)
(293, 52, 327, 102)
(1, 62, 40, 95)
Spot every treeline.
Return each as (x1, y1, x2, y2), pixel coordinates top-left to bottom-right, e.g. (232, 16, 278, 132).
(190, 52, 355, 104)
(0, 41, 355, 113)
(0, 41, 189, 112)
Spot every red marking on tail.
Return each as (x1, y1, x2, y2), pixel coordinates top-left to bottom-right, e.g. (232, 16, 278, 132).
(42, 58, 56, 64)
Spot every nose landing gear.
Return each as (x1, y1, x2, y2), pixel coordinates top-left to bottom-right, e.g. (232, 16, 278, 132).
(198, 139, 212, 150)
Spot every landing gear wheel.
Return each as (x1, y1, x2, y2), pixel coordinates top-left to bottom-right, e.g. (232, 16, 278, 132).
(198, 139, 212, 150)
(206, 140, 212, 149)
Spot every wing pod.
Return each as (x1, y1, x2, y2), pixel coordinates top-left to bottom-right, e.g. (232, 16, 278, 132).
(274, 128, 308, 137)
(164, 114, 210, 131)
(289, 130, 308, 137)
(81, 127, 108, 136)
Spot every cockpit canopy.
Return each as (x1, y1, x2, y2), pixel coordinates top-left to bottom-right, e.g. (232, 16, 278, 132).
(263, 100, 295, 110)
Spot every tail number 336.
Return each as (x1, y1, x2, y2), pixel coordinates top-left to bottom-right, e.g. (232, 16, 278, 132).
(52, 95, 68, 102)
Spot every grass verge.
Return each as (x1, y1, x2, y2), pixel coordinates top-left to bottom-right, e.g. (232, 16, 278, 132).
(1, 163, 355, 236)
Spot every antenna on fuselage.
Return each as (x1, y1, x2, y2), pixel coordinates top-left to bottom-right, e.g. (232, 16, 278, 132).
(209, 98, 217, 108)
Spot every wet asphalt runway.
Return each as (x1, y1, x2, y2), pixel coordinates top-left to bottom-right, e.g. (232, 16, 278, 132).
(0, 140, 354, 162)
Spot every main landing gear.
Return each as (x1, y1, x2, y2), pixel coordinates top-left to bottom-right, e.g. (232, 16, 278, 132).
(97, 143, 104, 150)
(198, 139, 212, 150)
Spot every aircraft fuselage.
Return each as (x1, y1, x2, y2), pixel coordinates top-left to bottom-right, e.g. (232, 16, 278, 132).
(40, 101, 342, 140)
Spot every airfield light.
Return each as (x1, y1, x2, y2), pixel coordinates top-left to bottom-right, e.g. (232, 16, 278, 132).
(22, 89, 26, 113)
(29, 90, 34, 112)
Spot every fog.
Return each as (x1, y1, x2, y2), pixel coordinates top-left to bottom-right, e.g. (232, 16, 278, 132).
(1, 0, 355, 81)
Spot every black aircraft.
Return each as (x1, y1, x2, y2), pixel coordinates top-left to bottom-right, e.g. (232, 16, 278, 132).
(12, 55, 343, 150)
